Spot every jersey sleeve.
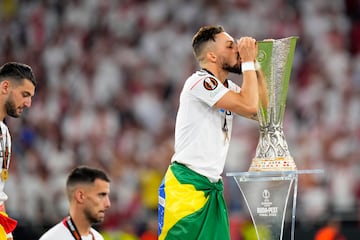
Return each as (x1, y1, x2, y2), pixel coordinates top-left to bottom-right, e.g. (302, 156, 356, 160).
(188, 76, 229, 107)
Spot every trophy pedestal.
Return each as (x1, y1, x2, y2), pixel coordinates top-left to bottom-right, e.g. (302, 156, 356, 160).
(226, 170, 323, 240)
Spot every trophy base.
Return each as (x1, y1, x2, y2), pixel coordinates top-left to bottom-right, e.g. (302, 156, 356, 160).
(249, 157, 297, 172)
(226, 169, 324, 240)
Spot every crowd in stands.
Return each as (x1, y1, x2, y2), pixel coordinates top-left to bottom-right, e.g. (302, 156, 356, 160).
(0, 0, 359, 238)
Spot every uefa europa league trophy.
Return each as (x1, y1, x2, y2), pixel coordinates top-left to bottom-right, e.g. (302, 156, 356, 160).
(248, 37, 297, 172)
(227, 37, 323, 240)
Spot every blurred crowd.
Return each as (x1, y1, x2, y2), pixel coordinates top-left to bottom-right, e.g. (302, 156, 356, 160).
(0, 0, 359, 239)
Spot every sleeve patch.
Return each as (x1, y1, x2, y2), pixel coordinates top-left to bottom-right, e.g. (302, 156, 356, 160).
(203, 77, 218, 91)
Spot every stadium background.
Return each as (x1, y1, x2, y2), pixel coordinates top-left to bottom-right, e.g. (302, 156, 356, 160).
(0, 0, 359, 239)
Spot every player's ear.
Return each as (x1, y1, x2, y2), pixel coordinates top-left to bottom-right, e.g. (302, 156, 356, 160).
(74, 188, 85, 203)
(207, 52, 217, 63)
(0, 80, 10, 94)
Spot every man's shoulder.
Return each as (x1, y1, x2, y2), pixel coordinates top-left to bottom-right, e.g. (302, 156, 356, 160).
(39, 224, 104, 240)
(183, 70, 216, 89)
(190, 70, 213, 80)
(39, 222, 69, 240)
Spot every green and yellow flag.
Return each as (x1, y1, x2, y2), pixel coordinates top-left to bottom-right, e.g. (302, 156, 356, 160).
(158, 162, 230, 240)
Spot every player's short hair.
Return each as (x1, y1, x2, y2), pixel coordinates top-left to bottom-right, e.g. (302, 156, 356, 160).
(0, 62, 37, 87)
(192, 25, 225, 59)
(66, 166, 110, 189)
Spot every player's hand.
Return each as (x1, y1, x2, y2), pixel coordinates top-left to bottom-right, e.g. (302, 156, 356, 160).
(237, 37, 257, 62)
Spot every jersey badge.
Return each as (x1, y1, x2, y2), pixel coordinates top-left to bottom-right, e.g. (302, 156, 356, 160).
(203, 77, 218, 91)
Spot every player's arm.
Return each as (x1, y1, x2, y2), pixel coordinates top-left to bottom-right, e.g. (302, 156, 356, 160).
(215, 37, 259, 119)
(215, 71, 258, 119)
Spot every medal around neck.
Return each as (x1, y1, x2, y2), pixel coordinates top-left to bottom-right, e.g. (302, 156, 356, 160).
(1, 169, 8, 181)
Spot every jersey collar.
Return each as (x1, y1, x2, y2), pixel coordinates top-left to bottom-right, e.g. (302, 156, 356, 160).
(201, 69, 229, 88)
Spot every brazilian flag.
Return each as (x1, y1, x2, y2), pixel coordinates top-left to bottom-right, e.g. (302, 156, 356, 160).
(158, 162, 230, 240)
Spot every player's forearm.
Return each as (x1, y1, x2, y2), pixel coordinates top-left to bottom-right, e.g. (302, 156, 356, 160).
(238, 65, 259, 115)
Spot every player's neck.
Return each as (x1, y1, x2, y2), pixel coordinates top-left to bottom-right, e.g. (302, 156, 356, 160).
(201, 65, 227, 83)
(69, 211, 92, 236)
(0, 111, 6, 122)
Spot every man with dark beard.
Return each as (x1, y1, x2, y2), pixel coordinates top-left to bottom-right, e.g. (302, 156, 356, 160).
(0, 62, 36, 240)
(39, 166, 111, 240)
(158, 25, 264, 240)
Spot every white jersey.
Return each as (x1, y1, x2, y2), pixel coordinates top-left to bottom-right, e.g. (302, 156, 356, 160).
(171, 70, 240, 182)
(0, 121, 11, 205)
(39, 221, 104, 240)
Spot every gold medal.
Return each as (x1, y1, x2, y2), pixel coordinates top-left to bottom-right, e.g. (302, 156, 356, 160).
(1, 169, 8, 181)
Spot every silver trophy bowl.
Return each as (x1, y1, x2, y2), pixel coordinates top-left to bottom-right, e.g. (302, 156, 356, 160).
(249, 37, 298, 172)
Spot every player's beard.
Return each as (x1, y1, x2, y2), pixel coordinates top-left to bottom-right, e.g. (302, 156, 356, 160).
(5, 94, 20, 118)
(223, 62, 242, 74)
(84, 207, 104, 225)
(221, 55, 242, 74)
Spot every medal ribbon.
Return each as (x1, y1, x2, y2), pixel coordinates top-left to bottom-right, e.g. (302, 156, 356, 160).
(63, 216, 95, 240)
(0, 126, 10, 181)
